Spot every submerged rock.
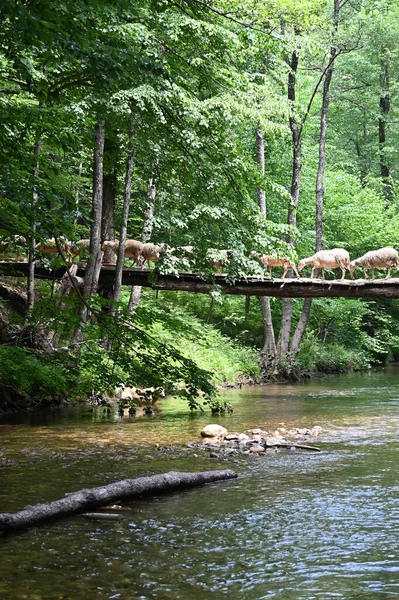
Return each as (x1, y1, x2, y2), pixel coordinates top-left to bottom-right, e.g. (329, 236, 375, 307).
(250, 445, 265, 453)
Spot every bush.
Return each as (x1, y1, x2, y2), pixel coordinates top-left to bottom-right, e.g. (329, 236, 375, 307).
(0, 346, 69, 401)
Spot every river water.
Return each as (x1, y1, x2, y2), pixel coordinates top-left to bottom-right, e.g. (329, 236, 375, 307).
(1, 367, 399, 599)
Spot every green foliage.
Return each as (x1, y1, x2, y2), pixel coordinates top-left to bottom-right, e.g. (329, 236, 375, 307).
(131, 289, 261, 386)
(0, 346, 68, 400)
(295, 334, 369, 375)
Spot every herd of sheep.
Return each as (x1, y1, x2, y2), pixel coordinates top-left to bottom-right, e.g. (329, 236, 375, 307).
(1, 236, 399, 280)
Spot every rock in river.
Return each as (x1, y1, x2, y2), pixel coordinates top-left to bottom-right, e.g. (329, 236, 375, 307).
(201, 424, 228, 439)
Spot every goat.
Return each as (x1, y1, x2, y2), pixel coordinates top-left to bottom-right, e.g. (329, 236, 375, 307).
(349, 247, 399, 279)
(249, 251, 299, 279)
(298, 248, 350, 280)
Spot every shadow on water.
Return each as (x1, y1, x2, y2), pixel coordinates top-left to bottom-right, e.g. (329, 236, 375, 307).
(1, 367, 399, 599)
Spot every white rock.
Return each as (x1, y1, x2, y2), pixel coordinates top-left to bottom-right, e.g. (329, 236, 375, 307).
(200, 424, 228, 438)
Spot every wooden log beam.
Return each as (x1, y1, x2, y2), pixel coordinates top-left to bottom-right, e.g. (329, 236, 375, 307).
(0, 469, 237, 534)
(2, 262, 399, 298)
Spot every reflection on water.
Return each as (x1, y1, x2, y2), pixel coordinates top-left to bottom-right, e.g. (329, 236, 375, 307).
(1, 367, 399, 599)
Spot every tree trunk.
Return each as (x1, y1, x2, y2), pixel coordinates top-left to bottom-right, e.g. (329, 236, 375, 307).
(379, 47, 391, 200)
(84, 121, 106, 296)
(73, 151, 83, 225)
(255, 127, 277, 378)
(110, 119, 135, 316)
(27, 132, 41, 310)
(101, 137, 118, 265)
(277, 47, 301, 358)
(256, 127, 266, 216)
(128, 157, 158, 312)
(73, 121, 105, 342)
(0, 470, 237, 534)
(291, 0, 340, 361)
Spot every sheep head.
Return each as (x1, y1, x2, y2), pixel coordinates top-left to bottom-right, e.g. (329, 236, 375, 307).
(298, 259, 306, 271)
(349, 260, 357, 279)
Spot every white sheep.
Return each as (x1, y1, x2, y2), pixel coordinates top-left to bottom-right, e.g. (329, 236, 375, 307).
(67, 239, 91, 262)
(141, 243, 161, 268)
(349, 247, 399, 279)
(298, 248, 350, 280)
(173, 245, 195, 259)
(101, 239, 144, 266)
(249, 251, 299, 279)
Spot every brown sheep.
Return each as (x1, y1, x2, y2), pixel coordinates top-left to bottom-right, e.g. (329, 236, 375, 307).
(208, 249, 229, 270)
(298, 249, 350, 280)
(35, 237, 69, 260)
(249, 251, 299, 279)
(349, 247, 399, 279)
(0, 236, 27, 262)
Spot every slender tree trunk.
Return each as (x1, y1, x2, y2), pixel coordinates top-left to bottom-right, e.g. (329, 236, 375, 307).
(101, 138, 118, 265)
(255, 127, 277, 378)
(291, 0, 340, 362)
(379, 47, 391, 200)
(27, 122, 42, 310)
(110, 119, 135, 316)
(84, 121, 105, 296)
(128, 157, 158, 312)
(277, 48, 301, 359)
(256, 127, 266, 216)
(73, 121, 105, 343)
(73, 154, 83, 225)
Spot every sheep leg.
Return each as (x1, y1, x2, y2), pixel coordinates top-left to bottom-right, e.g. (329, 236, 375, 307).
(340, 267, 345, 280)
(310, 266, 316, 279)
(371, 268, 375, 280)
(363, 268, 367, 279)
(321, 268, 325, 280)
(385, 266, 391, 279)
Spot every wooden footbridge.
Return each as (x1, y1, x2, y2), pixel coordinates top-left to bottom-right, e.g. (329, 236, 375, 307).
(2, 261, 399, 299)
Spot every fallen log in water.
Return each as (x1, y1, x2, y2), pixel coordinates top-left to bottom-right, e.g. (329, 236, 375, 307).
(0, 469, 237, 534)
(273, 443, 321, 452)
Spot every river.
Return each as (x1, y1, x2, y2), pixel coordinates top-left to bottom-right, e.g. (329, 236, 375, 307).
(1, 367, 399, 599)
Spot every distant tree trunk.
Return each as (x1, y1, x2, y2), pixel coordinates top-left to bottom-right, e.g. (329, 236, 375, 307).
(128, 157, 158, 313)
(73, 120, 105, 343)
(84, 121, 105, 296)
(73, 152, 83, 225)
(379, 47, 391, 200)
(277, 47, 301, 359)
(27, 136, 41, 311)
(255, 127, 277, 378)
(27, 111, 42, 311)
(290, 0, 340, 362)
(101, 137, 118, 265)
(111, 118, 135, 315)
